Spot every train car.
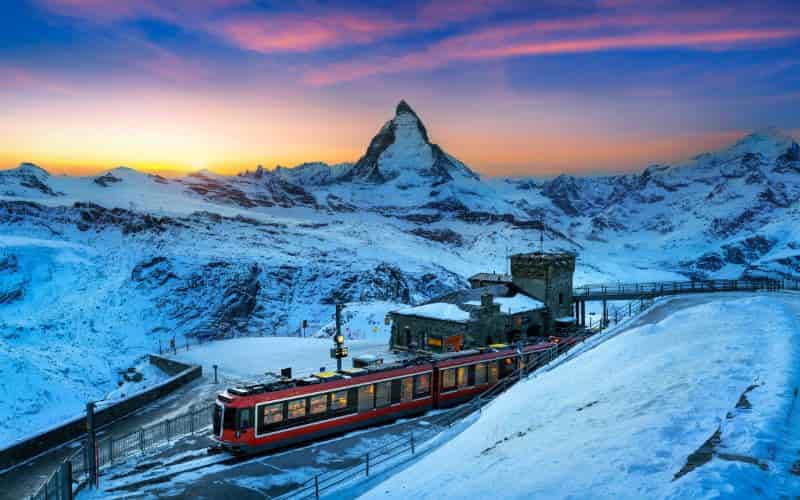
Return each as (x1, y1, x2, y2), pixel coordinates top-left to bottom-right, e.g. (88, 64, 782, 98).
(213, 337, 580, 455)
(213, 361, 434, 454)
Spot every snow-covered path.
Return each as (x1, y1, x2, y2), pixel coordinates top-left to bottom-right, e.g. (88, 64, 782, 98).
(361, 293, 800, 499)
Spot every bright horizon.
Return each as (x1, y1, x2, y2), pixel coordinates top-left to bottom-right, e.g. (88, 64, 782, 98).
(1, 1, 799, 178)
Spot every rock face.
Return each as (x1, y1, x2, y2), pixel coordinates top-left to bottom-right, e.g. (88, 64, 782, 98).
(349, 100, 480, 185)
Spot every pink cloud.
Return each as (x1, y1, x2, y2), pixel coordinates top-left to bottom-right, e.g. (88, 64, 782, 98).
(305, 14, 800, 86)
(0, 67, 72, 94)
(211, 12, 410, 53)
(417, 0, 513, 25)
(35, 0, 246, 24)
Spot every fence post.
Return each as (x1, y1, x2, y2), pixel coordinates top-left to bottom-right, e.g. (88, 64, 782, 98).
(366, 453, 370, 476)
(66, 460, 73, 500)
(108, 437, 113, 465)
(190, 406, 195, 435)
(139, 429, 145, 453)
(410, 432, 415, 455)
(314, 475, 320, 500)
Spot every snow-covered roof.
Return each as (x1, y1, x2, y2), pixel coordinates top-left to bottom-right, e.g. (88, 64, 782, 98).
(394, 302, 471, 322)
(465, 294, 545, 315)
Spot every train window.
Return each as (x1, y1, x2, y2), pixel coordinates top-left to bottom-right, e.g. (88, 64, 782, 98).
(375, 382, 391, 408)
(391, 380, 402, 404)
(400, 377, 413, 402)
(442, 369, 456, 390)
(358, 384, 374, 412)
(456, 367, 468, 388)
(310, 395, 327, 415)
(331, 390, 348, 410)
(474, 363, 487, 385)
(414, 374, 430, 397)
(223, 406, 237, 430)
(488, 362, 499, 384)
(238, 408, 252, 430)
(263, 403, 284, 425)
(287, 399, 307, 419)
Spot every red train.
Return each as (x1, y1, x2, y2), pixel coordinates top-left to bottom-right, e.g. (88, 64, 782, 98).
(212, 338, 578, 454)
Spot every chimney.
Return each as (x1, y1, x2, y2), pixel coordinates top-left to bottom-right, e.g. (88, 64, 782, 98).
(481, 293, 493, 308)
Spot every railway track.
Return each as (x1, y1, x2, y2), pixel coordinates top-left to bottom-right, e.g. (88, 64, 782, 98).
(97, 412, 450, 497)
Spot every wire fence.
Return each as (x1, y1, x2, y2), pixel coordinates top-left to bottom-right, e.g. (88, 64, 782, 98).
(275, 340, 581, 500)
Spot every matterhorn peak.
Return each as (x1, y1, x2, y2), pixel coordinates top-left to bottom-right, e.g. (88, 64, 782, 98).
(349, 101, 477, 185)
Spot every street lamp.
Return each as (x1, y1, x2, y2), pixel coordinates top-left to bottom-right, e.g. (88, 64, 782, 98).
(331, 304, 348, 371)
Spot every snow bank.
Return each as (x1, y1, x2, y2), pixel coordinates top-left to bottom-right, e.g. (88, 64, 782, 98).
(361, 294, 800, 499)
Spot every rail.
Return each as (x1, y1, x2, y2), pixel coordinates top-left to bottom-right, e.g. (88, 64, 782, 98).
(275, 339, 583, 500)
(573, 278, 798, 301)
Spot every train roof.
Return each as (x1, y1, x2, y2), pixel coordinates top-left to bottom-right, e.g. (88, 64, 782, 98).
(219, 339, 562, 403)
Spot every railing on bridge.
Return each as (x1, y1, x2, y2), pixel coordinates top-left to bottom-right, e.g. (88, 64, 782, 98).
(573, 278, 799, 300)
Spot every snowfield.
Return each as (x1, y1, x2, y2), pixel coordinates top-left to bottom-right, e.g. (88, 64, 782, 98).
(361, 293, 800, 499)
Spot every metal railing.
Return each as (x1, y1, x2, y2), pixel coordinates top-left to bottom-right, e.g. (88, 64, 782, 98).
(276, 340, 581, 500)
(573, 278, 798, 300)
(28, 403, 214, 499)
(95, 403, 215, 471)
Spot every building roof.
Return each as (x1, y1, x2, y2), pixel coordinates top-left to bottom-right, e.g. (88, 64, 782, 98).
(394, 302, 471, 323)
(392, 284, 544, 323)
(468, 272, 512, 283)
(465, 294, 544, 315)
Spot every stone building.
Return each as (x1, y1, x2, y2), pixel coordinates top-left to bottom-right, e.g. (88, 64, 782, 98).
(389, 251, 576, 353)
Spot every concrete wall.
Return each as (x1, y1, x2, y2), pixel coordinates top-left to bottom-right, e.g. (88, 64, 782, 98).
(0, 356, 201, 471)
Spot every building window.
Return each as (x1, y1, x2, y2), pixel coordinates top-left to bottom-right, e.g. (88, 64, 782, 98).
(474, 363, 487, 385)
(456, 367, 468, 387)
(358, 384, 374, 412)
(287, 399, 306, 419)
(414, 373, 431, 397)
(442, 369, 456, 390)
(400, 377, 413, 402)
(331, 390, 348, 410)
(309, 395, 327, 415)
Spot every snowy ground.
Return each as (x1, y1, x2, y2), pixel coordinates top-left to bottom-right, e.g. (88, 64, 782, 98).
(360, 293, 800, 499)
(172, 335, 399, 382)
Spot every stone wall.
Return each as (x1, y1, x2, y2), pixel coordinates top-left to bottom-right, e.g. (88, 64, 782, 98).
(0, 356, 201, 471)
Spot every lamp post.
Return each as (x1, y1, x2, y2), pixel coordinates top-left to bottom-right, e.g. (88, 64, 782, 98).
(331, 304, 348, 371)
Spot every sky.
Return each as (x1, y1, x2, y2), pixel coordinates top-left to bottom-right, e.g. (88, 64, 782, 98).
(0, 0, 798, 177)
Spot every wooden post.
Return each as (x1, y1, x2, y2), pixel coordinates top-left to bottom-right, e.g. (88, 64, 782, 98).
(314, 475, 320, 500)
(366, 453, 370, 476)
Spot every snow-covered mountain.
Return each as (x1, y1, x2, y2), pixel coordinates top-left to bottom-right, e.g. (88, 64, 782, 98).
(0, 101, 798, 445)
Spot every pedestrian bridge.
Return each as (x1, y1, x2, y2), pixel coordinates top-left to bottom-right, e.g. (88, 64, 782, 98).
(571, 278, 798, 327)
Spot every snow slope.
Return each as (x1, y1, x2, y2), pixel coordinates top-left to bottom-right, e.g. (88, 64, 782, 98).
(361, 293, 800, 499)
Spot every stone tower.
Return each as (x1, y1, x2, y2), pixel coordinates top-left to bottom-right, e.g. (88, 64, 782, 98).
(510, 252, 576, 331)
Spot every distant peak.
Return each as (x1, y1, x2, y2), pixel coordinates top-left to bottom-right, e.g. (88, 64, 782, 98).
(736, 127, 794, 146)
